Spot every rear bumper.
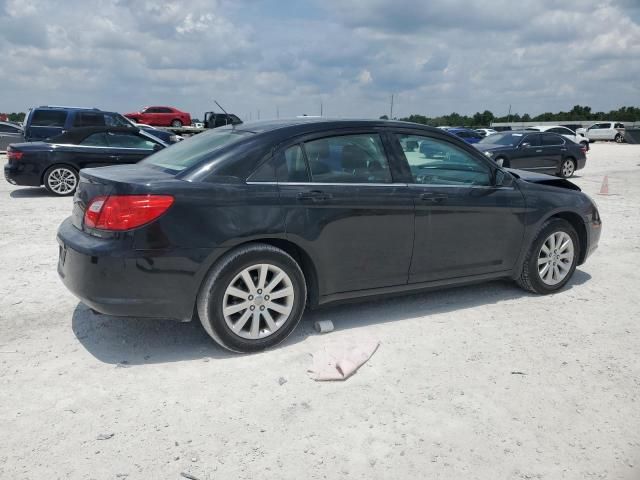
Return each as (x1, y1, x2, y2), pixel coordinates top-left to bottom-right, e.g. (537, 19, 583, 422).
(4, 163, 42, 186)
(56, 217, 223, 321)
(576, 156, 587, 171)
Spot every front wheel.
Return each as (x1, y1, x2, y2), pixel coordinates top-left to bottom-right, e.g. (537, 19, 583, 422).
(43, 165, 79, 196)
(516, 218, 579, 294)
(171, 119, 183, 127)
(559, 158, 576, 178)
(615, 133, 624, 143)
(197, 243, 307, 353)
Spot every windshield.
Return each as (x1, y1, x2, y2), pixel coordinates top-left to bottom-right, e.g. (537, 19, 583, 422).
(140, 128, 252, 172)
(478, 132, 524, 146)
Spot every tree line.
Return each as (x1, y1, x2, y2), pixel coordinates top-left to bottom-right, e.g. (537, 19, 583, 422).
(1, 112, 26, 122)
(380, 105, 640, 127)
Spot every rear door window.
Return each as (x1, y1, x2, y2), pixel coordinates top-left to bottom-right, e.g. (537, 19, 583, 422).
(523, 133, 541, 146)
(542, 134, 564, 146)
(74, 112, 106, 127)
(80, 133, 109, 147)
(302, 134, 392, 184)
(106, 132, 157, 149)
(31, 110, 67, 127)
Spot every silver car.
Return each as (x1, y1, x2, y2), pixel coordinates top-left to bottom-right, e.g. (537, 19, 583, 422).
(0, 121, 24, 151)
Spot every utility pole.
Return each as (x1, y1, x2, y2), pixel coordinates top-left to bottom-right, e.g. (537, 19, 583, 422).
(390, 94, 395, 120)
(320, 100, 323, 116)
(508, 104, 512, 123)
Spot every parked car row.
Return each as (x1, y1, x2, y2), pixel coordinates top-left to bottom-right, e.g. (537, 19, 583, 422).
(473, 131, 587, 178)
(4, 126, 166, 195)
(53, 118, 601, 352)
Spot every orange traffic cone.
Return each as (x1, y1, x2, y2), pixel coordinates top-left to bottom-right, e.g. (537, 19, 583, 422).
(598, 175, 609, 195)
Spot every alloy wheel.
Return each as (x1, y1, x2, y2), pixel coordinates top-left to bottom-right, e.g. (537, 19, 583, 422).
(222, 263, 294, 340)
(561, 159, 575, 178)
(47, 167, 77, 195)
(537, 231, 574, 286)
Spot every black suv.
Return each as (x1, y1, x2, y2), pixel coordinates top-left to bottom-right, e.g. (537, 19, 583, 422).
(23, 106, 132, 141)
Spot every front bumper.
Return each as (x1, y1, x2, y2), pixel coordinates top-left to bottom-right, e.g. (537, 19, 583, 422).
(582, 215, 601, 263)
(56, 217, 221, 321)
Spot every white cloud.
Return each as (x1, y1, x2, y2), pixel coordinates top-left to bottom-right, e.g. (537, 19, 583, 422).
(0, 0, 638, 119)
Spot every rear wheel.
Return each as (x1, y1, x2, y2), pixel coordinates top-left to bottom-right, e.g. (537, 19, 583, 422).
(44, 165, 78, 196)
(615, 133, 624, 143)
(171, 119, 183, 127)
(559, 158, 576, 178)
(517, 218, 579, 294)
(197, 243, 307, 353)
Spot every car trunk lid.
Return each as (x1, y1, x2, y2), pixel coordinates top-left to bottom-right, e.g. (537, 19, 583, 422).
(71, 164, 179, 231)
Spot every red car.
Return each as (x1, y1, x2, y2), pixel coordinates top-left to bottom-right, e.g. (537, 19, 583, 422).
(124, 106, 191, 127)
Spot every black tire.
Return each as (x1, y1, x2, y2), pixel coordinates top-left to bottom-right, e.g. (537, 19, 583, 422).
(171, 119, 183, 127)
(615, 133, 624, 143)
(197, 243, 307, 353)
(495, 156, 509, 168)
(43, 165, 79, 196)
(559, 157, 576, 178)
(516, 218, 579, 294)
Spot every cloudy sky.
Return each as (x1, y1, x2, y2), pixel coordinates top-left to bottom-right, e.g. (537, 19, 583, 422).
(0, 0, 639, 120)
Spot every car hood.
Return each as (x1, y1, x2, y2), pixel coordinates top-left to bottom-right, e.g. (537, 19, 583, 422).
(507, 168, 581, 191)
(473, 143, 513, 152)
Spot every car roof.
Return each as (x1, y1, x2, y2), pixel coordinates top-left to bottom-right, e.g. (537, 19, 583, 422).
(48, 126, 141, 144)
(35, 105, 101, 111)
(230, 118, 443, 135)
(0, 121, 22, 128)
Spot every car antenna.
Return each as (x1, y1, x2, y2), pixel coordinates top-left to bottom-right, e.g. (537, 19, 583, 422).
(214, 100, 233, 126)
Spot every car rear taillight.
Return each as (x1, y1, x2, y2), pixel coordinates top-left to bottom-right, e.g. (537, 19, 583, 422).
(580, 146, 587, 154)
(84, 195, 174, 231)
(7, 147, 23, 161)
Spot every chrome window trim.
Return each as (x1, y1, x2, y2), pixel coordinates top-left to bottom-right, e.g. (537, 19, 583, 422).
(246, 181, 514, 190)
(54, 143, 155, 151)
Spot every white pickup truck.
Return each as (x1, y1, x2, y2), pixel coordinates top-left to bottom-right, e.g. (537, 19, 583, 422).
(577, 122, 626, 143)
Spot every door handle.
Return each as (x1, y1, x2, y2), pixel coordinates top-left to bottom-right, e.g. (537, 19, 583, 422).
(297, 190, 332, 202)
(535, 149, 542, 153)
(419, 192, 448, 203)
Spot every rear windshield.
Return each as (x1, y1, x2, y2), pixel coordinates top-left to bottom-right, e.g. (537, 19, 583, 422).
(140, 128, 252, 173)
(31, 110, 67, 127)
(478, 132, 523, 146)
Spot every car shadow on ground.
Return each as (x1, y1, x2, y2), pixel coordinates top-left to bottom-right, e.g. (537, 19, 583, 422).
(72, 270, 592, 366)
(10, 187, 53, 198)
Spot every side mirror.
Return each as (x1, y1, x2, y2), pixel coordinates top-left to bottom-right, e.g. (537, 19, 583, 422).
(153, 143, 163, 152)
(494, 169, 511, 187)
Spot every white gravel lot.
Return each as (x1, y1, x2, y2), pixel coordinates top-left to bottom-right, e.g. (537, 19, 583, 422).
(1, 143, 639, 479)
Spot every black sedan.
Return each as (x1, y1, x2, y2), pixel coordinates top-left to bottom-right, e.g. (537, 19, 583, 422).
(4, 127, 166, 196)
(56, 119, 601, 353)
(474, 131, 587, 178)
